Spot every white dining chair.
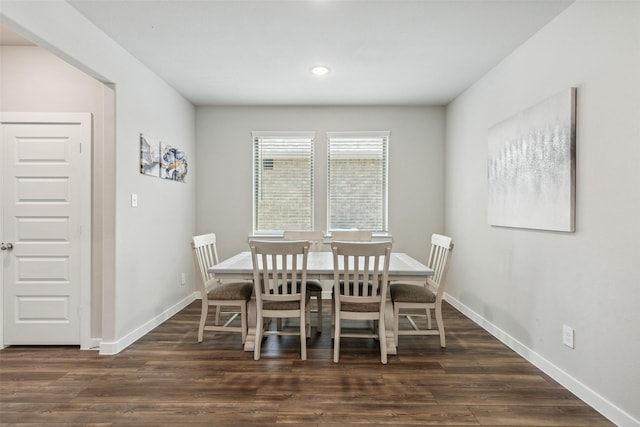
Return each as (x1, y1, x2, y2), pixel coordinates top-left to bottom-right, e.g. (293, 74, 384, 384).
(283, 230, 325, 333)
(389, 234, 453, 348)
(329, 230, 374, 336)
(331, 240, 392, 364)
(191, 233, 253, 343)
(250, 239, 311, 361)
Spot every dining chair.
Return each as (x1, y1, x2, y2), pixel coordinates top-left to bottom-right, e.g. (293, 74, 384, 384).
(283, 230, 325, 333)
(250, 239, 311, 361)
(331, 240, 392, 364)
(330, 230, 372, 242)
(329, 231, 373, 336)
(389, 234, 454, 348)
(331, 230, 373, 338)
(191, 233, 253, 344)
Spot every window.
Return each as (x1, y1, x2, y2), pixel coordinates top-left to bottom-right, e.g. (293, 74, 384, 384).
(253, 131, 314, 234)
(327, 131, 389, 233)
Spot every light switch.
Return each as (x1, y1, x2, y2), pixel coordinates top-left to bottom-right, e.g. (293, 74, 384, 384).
(131, 193, 138, 207)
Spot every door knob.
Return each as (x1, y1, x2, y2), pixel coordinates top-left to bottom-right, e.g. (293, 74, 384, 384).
(1, 242, 14, 250)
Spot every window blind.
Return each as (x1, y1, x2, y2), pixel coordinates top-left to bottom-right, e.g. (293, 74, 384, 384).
(327, 131, 389, 233)
(253, 131, 314, 234)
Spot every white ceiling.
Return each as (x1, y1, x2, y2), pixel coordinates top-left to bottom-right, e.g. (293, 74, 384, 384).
(59, 1, 572, 106)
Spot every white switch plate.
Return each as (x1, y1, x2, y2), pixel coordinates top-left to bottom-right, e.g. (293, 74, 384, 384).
(563, 325, 574, 348)
(181, 272, 186, 286)
(131, 193, 138, 207)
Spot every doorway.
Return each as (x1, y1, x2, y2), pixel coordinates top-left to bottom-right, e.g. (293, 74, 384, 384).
(1, 113, 92, 347)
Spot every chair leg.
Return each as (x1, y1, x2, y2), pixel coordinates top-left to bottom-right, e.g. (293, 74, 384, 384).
(254, 313, 263, 360)
(393, 303, 400, 347)
(214, 305, 221, 325)
(306, 300, 312, 336)
(240, 302, 247, 344)
(435, 302, 446, 348)
(330, 297, 335, 339)
(198, 299, 208, 342)
(300, 312, 307, 361)
(316, 296, 323, 332)
(333, 312, 341, 363)
(378, 316, 387, 365)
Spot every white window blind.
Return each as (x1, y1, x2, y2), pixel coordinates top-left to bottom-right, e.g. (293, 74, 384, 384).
(327, 131, 389, 233)
(253, 131, 314, 234)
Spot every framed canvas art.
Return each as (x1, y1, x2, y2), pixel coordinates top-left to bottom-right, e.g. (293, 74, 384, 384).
(160, 144, 188, 183)
(140, 133, 160, 176)
(487, 88, 576, 232)
(140, 134, 188, 183)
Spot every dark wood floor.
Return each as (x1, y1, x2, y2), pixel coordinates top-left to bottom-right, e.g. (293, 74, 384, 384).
(0, 301, 612, 426)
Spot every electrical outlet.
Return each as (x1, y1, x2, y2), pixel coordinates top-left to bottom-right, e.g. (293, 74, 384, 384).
(131, 193, 138, 207)
(181, 272, 186, 286)
(563, 325, 574, 348)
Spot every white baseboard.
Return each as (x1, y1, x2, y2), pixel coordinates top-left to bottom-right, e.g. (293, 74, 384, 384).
(444, 293, 639, 427)
(99, 292, 197, 355)
(83, 338, 102, 350)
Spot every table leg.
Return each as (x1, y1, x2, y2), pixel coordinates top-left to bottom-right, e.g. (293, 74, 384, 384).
(243, 296, 257, 352)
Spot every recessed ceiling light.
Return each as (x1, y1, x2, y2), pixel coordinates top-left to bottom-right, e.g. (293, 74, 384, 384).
(311, 66, 329, 76)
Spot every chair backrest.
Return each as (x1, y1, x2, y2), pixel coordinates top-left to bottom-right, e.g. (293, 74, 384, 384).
(283, 230, 324, 252)
(427, 234, 454, 296)
(250, 240, 310, 303)
(191, 233, 220, 289)
(331, 241, 392, 300)
(330, 230, 372, 242)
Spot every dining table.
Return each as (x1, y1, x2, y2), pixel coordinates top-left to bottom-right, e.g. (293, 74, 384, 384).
(208, 250, 434, 355)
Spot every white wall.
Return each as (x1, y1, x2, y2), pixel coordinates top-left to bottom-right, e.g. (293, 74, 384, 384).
(445, 2, 640, 425)
(1, 1, 197, 352)
(195, 106, 445, 264)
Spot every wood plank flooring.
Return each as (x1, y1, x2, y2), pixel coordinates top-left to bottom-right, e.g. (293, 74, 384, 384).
(0, 301, 613, 426)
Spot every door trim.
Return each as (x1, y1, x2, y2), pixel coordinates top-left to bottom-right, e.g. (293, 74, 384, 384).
(0, 112, 92, 349)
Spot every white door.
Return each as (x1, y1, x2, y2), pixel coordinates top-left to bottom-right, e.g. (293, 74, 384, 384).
(1, 113, 91, 347)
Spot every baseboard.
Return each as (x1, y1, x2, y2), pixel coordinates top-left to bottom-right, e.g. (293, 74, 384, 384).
(99, 292, 198, 355)
(444, 293, 639, 427)
(84, 338, 102, 350)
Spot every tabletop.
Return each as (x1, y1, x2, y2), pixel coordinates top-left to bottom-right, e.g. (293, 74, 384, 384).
(209, 251, 434, 281)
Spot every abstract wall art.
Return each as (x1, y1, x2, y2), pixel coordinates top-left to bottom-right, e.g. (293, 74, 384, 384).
(140, 133, 188, 183)
(140, 133, 160, 176)
(160, 144, 188, 183)
(487, 88, 576, 232)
